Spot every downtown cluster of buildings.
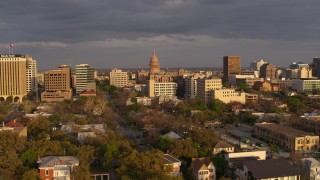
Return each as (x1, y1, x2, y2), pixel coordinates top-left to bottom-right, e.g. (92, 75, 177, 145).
(0, 54, 96, 102)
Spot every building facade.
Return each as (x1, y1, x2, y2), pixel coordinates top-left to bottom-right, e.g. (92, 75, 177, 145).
(0, 54, 27, 102)
(253, 123, 319, 153)
(185, 74, 207, 99)
(260, 63, 277, 81)
(25, 55, 37, 93)
(75, 64, 96, 94)
(148, 79, 177, 98)
(291, 79, 320, 93)
(109, 68, 128, 88)
(223, 56, 241, 82)
(197, 77, 222, 105)
(212, 88, 246, 104)
(191, 157, 216, 180)
(41, 65, 72, 102)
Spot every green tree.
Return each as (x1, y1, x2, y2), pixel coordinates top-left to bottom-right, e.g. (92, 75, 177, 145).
(210, 99, 228, 115)
(168, 140, 198, 158)
(156, 136, 173, 152)
(27, 117, 50, 140)
(212, 156, 227, 179)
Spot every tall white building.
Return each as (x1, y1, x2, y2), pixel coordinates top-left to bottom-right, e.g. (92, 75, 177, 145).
(25, 55, 37, 93)
(109, 68, 128, 88)
(148, 79, 177, 98)
(250, 59, 267, 71)
(75, 64, 96, 94)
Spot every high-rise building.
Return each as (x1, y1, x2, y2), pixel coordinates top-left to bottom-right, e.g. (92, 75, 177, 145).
(196, 77, 222, 105)
(109, 68, 128, 87)
(223, 56, 241, 82)
(75, 64, 96, 94)
(0, 54, 27, 102)
(41, 65, 72, 102)
(25, 55, 37, 93)
(250, 59, 267, 71)
(149, 50, 160, 74)
(260, 63, 277, 81)
(148, 79, 177, 98)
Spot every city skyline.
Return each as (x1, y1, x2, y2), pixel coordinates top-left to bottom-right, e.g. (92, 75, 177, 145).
(0, 0, 319, 69)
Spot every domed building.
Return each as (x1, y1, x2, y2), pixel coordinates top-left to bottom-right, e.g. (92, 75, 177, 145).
(149, 49, 160, 74)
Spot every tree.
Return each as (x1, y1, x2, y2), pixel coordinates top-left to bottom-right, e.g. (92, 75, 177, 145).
(168, 140, 198, 158)
(210, 99, 228, 115)
(22, 169, 40, 180)
(212, 156, 227, 179)
(156, 136, 173, 152)
(27, 117, 50, 140)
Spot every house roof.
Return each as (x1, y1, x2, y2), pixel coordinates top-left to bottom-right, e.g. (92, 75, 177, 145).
(5, 120, 24, 127)
(255, 123, 314, 137)
(191, 157, 213, 172)
(39, 156, 79, 168)
(162, 131, 181, 139)
(243, 159, 298, 179)
(162, 154, 181, 165)
(80, 91, 96, 95)
(214, 140, 234, 149)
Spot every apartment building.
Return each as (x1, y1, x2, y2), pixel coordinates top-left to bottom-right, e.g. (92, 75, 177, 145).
(109, 68, 128, 87)
(253, 123, 319, 153)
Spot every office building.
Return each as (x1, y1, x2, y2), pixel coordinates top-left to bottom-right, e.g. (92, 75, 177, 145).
(184, 74, 207, 99)
(148, 79, 177, 98)
(75, 64, 96, 94)
(291, 79, 320, 93)
(253, 123, 319, 153)
(41, 65, 72, 102)
(0, 54, 27, 102)
(223, 56, 241, 82)
(197, 77, 222, 105)
(250, 59, 267, 71)
(109, 68, 128, 87)
(259, 63, 277, 81)
(312, 57, 320, 78)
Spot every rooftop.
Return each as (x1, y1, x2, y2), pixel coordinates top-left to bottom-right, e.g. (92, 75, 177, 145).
(162, 154, 181, 165)
(243, 159, 298, 179)
(214, 140, 234, 149)
(39, 156, 79, 168)
(191, 157, 212, 172)
(255, 123, 314, 137)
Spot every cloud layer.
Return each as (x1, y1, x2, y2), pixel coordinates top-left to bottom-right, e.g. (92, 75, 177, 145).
(0, 0, 319, 69)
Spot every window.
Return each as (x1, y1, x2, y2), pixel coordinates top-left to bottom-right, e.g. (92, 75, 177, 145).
(45, 169, 49, 176)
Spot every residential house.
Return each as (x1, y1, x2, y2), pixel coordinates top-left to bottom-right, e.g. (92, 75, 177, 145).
(0, 120, 27, 139)
(302, 158, 320, 180)
(213, 141, 234, 155)
(162, 154, 182, 177)
(191, 157, 216, 180)
(38, 156, 79, 180)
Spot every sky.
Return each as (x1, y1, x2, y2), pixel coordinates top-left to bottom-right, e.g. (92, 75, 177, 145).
(0, 0, 320, 70)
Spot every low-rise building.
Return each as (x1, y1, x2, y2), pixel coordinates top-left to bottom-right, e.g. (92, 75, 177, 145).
(291, 79, 320, 93)
(212, 88, 246, 104)
(253, 123, 319, 153)
(162, 154, 182, 177)
(0, 120, 27, 139)
(109, 68, 128, 87)
(161, 131, 181, 140)
(136, 97, 152, 106)
(236, 159, 300, 180)
(191, 157, 216, 180)
(253, 81, 280, 92)
(38, 156, 79, 180)
(245, 93, 258, 103)
(213, 140, 234, 155)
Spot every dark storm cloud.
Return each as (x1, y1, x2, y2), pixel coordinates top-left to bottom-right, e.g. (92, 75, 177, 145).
(0, 0, 320, 69)
(1, 0, 319, 43)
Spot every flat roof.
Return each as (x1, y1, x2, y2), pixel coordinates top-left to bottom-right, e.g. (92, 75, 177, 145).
(255, 123, 314, 137)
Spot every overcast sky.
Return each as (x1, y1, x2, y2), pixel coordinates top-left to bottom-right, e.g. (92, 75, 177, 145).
(0, 0, 319, 70)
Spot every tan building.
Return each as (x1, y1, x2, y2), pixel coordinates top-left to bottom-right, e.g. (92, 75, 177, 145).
(253, 81, 280, 92)
(212, 88, 246, 104)
(223, 56, 241, 82)
(137, 69, 149, 83)
(197, 77, 222, 105)
(253, 123, 319, 153)
(41, 65, 72, 102)
(260, 63, 277, 81)
(0, 54, 27, 102)
(109, 68, 128, 87)
(25, 55, 37, 93)
(213, 141, 235, 155)
(148, 79, 177, 98)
